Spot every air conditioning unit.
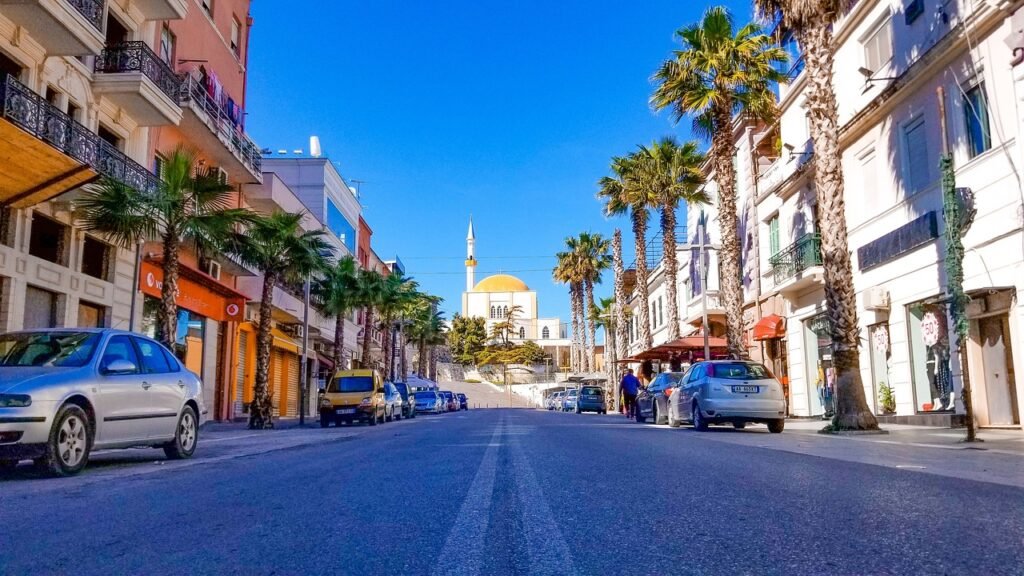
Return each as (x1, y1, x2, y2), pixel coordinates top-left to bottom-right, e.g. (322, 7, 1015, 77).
(207, 260, 222, 280)
(864, 286, 891, 311)
(244, 307, 258, 322)
(314, 342, 331, 354)
(293, 325, 304, 339)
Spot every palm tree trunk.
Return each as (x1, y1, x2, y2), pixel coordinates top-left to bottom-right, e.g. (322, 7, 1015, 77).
(361, 308, 374, 368)
(249, 272, 277, 429)
(661, 205, 681, 341)
(418, 337, 427, 375)
(575, 282, 588, 372)
(568, 285, 579, 372)
(381, 317, 392, 381)
(333, 312, 346, 371)
(400, 327, 408, 380)
(632, 210, 653, 350)
(712, 105, 746, 359)
(585, 278, 597, 372)
(802, 21, 878, 431)
(158, 231, 181, 351)
(613, 230, 628, 363)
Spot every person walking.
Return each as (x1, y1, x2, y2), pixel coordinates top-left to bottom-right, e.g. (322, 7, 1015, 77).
(620, 369, 640, 419)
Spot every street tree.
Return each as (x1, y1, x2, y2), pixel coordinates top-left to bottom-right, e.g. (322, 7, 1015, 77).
(314, 255, 360, 370)
(447, 314, 488, 365)
(576, 232, 612, 371)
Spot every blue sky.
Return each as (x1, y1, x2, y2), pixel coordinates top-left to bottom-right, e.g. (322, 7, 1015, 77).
(246, 0, 754, 321)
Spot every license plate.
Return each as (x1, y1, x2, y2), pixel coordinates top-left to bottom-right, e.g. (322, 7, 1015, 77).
(732, 385, 758, 394)
(336, 408, 356, 415)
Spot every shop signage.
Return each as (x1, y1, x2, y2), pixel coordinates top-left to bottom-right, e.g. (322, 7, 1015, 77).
(857, 212, 938, 271)
(140, 261, 245, 323)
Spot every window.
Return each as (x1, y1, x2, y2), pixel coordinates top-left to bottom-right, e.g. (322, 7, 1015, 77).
(908, 301, 953, 413)
(650, 302, 656, 328)
(101, 335, 139, 373)
(104, 13, 128, 46)
(862, 17, 892, 74)
(657, 297, 664, 327)
(201, 0, 213, 17)
(134, 337, 173, 373)
(24, 286, 59, 329)
(77, 301, 105, 328)
(97, 124, 123, 150)
(325, 199, 356, 252)
(768, 216, 780, 257)
(29, 213, 68, 265)
(159, 26, 176, 65)
(66, 101, 81, 123)
(963, 83, 992, 159)
(45, 86, 59, 106)
(0, 50, 24, 80)
(542, 327, 550, 339)
(81, 236, 112, 281)
(902, 118, 931, 192)
(231, 17, 241, 56)
(153, 154, 166, 180)
(518, 327, 525, 339)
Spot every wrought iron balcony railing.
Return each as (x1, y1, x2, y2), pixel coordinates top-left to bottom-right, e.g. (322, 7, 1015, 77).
(768, 233, 822, 284)
(95, 41, 182, 103)
(68, 0, 105, 32)
(0, 74, 161, 196)
(178, 75, 262, 177)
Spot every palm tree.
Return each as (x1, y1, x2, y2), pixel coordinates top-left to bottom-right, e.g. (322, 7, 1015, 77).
(651, 5, 786, 358)
(635, 138, 708, 341)
(553, 250, 584, 372)
(224, 212, 331, 429)
(356, 269, 385, 370)
(598, 153, 656, 351)
(408, 295, 446, 376)
(576, 232, 612, 371)
(78, 146, 253, 349)
(314, 255, 360, 371)
(376, 272, 419, 382)
(754, 0, 879, 431)
(612, 228, 628, 362)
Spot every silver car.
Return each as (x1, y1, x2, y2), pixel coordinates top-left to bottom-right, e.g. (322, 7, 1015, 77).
(547, 391, 565, 411)
(0, 329, 205, 476)
(668, 360, 786, 433)
(413, 390, 444, 413)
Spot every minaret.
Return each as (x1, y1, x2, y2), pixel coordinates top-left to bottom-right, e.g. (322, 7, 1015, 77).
(465, 216, 477, 292)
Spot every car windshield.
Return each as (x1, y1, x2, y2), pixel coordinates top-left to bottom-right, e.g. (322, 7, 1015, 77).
(710, 363, 773, 380)
(327, 375, 375, 393)
(0, 331, 100, 368)
(581, 387, 602, 396)
(457, 394, 466, 400)
(414, 391, 436, 400)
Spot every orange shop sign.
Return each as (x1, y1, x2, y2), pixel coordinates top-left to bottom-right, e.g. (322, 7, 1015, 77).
(140, 260, 245, 323)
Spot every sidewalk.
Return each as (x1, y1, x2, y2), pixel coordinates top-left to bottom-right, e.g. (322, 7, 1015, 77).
(782, 419, 1024, 456)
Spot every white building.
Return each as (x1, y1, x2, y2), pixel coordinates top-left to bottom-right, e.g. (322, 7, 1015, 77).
(460, 218, 570, 361)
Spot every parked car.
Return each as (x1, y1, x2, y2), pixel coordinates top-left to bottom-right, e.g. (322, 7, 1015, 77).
(319, 369, 386, 427)
(0, 329, 204, 477)
(546, 392, 564, 410)
(382, 382, 403, 421)
(636, 372, 688, 424)
(393, 382, 417, 419)
(668, 361, 786, 432)
(439, 391, 457, 412)
(575, 385, 606, 414)
(456, 393, 469, 410)
(562, 388, 579, 412)
(414, 390, 444, 413)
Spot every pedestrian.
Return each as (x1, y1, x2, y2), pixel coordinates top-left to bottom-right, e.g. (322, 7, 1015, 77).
(640, 359, 654, 385)
(620, 369, 640, 419)
(669, 352, 682, 373)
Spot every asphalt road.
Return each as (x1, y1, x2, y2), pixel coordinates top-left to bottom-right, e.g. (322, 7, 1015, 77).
(1, 409, 1023, 575)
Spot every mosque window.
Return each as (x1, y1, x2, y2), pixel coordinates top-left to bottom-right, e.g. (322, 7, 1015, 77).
(490, 306, 496, 319)
(519, 327, 525, 339)
(542, 327, 550, 339)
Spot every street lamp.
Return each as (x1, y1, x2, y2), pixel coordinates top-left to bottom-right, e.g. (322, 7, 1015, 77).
(298, 277, 311, 425)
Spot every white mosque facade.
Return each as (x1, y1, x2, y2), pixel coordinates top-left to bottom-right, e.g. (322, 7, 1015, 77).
(460, 219, 571, 360)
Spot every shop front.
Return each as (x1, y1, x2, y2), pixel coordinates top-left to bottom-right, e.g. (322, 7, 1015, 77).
(753, 313, 789, 414)
(139, 260, 246, 420)
(232, 322, 302, 419)
(802, 313, 835, 419)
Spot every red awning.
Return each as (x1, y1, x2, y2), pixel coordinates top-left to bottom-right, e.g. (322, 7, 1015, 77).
(662, 335, 728, 350)
(752, 314, 786, 341)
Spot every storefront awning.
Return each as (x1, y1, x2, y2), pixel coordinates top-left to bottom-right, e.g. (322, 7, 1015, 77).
(752, 314, 786, 341)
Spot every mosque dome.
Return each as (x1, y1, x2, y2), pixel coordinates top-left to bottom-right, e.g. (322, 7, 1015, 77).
(473, 274, 529, 293)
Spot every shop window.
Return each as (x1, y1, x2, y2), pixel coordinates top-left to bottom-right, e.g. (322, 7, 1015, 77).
(142, 296, 207, 376)
(803, 313, 835, 418)
(542, 326, 550, 339)
(963, 83, 991, 159)
(908, 301, 954, 412)
(24, 286, 60, 329)
(868, 323, 892, 414)
(77, 301, 106, 328)
(81, 236, 112, 281)
(29, 213, 69, 266)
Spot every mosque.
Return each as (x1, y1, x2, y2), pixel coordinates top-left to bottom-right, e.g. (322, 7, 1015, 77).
(460, 218, 571, 366)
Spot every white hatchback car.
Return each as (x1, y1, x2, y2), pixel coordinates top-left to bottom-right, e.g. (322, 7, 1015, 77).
(0, 329, 205, 476)
(668, 360, 786, 433)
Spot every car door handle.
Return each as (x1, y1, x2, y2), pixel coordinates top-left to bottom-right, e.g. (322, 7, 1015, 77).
(142, 382, 152, 390)
(177, 380, 185, 388)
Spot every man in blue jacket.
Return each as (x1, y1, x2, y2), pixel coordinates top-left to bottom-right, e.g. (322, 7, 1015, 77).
(620, 369, 640, 419)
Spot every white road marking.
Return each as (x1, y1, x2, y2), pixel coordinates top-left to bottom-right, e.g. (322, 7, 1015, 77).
(431, 419, 504, 576)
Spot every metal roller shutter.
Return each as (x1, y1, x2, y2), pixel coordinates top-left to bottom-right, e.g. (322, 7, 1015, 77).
(272, 349, 286, 417)
(234, 331, 248, 416)
(286, 353, 300, 418)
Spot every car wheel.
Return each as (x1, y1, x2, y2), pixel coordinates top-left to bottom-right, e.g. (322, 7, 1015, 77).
(732, 422, 746, 430)
(38, 404, 92, 477)
(691, 403, 708, 431)
(395, 408, 402, 421)
(369, 410, 378, 426)
(652, 404, 660, 425)
(635, 406, 646, 424)
(163, 406, 199, 460)
(319, 414, 330, 428)
(768, 419, 785, 434)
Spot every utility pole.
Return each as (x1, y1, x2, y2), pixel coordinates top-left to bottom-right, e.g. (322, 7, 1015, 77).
(698, 210, 710, 361)
(298, 277, 311, 425)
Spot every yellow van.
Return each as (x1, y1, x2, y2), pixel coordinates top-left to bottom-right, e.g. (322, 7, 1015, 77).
(318, 369, 385, 427)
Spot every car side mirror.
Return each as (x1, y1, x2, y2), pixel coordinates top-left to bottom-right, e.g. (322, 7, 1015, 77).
(103, 359, 137, 375)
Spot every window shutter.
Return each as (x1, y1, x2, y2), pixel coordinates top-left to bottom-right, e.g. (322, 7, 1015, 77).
(769, 217, 780, 256)
(903, 120, 930, 192)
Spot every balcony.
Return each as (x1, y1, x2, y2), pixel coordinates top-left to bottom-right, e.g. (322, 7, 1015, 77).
(685, 290, 724, 326)
(0, 74, 160, 208)
(133, 0, 188, 20)
(93, 42, 183, 126)
(0, 0, 105, 56)
(178, 75, 263, 185)
(768, 233, 824, 295)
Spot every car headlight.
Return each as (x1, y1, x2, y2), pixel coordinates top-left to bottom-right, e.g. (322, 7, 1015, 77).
(320, 397, 332, 407)
(0, 394, 32, 408)
(360, 397, 372, 406)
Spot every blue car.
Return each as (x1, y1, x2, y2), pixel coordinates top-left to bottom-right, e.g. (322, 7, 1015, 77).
(575, 385, 606, 414)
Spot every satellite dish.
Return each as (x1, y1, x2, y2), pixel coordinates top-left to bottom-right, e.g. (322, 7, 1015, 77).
(310, 136, 322, 158)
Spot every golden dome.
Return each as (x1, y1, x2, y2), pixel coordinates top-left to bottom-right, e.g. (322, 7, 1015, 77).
(473, 274, 529, 293)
